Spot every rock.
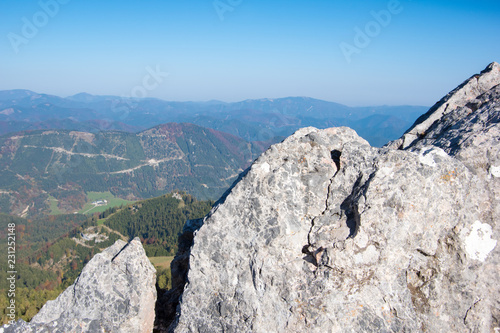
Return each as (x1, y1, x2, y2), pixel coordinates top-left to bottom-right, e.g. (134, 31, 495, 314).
(168, 63, 500, 332)
(397, 82, 500, 177)
(155, 218, 205, 331)
(387, 61, 500, 150)
(2, 238, 156, 333)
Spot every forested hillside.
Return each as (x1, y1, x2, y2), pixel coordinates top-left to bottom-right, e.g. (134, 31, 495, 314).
(0, 213, 91, 323)
(104, 192, 213, 256)
(0, 123, 263, 216)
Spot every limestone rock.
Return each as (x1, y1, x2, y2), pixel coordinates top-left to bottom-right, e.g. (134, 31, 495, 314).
(169, 63, 500, 332)
(387, 61, 500, 150)
(2, 238, 156, 333)
(399, 82, 500, 177)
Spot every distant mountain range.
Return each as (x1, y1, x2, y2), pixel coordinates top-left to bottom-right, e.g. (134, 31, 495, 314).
(0, 123, 267, 216)
(0, 90, 428, 147)
(0, 89, 428, 216)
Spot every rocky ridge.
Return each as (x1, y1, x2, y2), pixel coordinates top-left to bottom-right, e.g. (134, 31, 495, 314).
(388, 61, 500, 150)
(2, 238, 156, 333)
(166, 63, 500, 332)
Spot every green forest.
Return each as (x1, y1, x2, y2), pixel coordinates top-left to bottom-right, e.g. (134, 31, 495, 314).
(103, 192, 213, 256)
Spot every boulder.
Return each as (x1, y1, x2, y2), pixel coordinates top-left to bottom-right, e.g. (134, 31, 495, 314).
(2, 238, 156, 333)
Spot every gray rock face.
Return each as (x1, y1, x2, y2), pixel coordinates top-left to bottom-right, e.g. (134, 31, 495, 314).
(2, 238, 156, 333)
(170, 63, 500, 332)
(387, 61, 500, 150)
(396, 79, 500, 179)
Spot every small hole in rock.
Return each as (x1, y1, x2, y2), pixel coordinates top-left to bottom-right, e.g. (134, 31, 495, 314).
(331, 150, 341, 170)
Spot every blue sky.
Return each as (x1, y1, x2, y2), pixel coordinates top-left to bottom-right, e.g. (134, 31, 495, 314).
(1, 0, 499, 106)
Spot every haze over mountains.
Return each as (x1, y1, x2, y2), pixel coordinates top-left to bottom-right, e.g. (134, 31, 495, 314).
(0, 90, 427, 147)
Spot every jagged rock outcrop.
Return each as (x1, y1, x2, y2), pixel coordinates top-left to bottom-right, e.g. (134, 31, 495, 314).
(2, 238, 156, 333)
(387, 61, 500, 150)
(168, 63, 500, 332)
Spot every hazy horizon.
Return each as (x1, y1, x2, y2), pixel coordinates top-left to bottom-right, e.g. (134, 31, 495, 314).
(0, 88, 435, 108)
(1, 0, 499, 106)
